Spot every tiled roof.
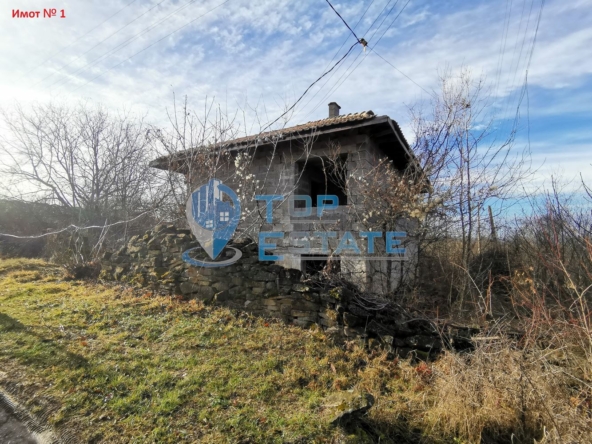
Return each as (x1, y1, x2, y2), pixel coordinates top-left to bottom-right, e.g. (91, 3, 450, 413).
(221, 110, 376, 147)
(149, 110, 413, 170)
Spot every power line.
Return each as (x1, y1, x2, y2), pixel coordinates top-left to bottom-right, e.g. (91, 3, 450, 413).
(34, 0, 167, 87)
(505, 0, 530, 95)
(25, 0, 139, 77)
(75, 0, 364, 132)
(265, 0, 398, 128)
(493, 0, 514, 99)
(324, 0, 363, 44)
(314, 0, 406, 109)
(212, 38, 365, 167)
(298, 0, 378, 113)
(367, 0, 402, 44)
(69, 0, 232, 93)
(510, 0, 545, 128)
(494, 0, 544, 144)
(308, 0, 411, 116)
(498, 0, 536, 135)
(371, 48, 436, 98)
(259, 42, 360, 133)
(48, 0, 204, 90)
(324, 0, 376, 66)
(364, 0, 397, 36)
(0, 209, 158, 239)
(524, 1, 544, 74)
(303, 0, 401, 116)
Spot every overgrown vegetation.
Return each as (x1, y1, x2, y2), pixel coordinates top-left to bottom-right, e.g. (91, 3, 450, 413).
(0, 71, 590, 442)
(0, 258, 590, 443)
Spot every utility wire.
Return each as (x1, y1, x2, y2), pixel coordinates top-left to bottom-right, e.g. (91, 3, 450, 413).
(73, 0, 230, 91)
(318, 0, 376, 75)
(258, 0, 405, 133)
(0, 209, 157, 239)
(303, 0, 400, 116)
(493, 0, 544, 142)
(25, 0, 139, 77)
(367, 0, 402, 44)
(258, 42, 360, 133)
(324, 0, 365, 45)
(34, 0, 167, 87)
(505, 0, 530, 97)
(49, 0, 204, 90)
(308, 0, 411, 116)
(6, 1, 388, 240)
(219, 1, 374, 154)
(310, 0, 404, 112)
(498, 0, 535, 135)
(364, 0, 398, 39)
(510, 0, 545, 127)
(299, 0, 377, 112)
(524, 1, 544, 76)
(371, 48, 436, 98)
(70, 0, 231, 93)
(87, 0, 363, 132)
(493, 0, 514, 100)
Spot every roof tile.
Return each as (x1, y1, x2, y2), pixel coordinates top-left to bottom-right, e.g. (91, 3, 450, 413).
(223, 110, 376, 146)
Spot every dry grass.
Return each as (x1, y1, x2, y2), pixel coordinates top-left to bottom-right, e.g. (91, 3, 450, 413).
(0, 258, 590, 443)
(426, 341, 591, 443)
(0, 259, 412, 443)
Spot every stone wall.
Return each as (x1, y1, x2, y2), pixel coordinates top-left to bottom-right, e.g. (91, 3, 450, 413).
(100, 224, 342, 330)
(100, 224, 473, 358)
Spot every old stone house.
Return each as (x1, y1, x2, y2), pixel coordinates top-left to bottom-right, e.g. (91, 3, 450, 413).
(151, 103, 422, 293)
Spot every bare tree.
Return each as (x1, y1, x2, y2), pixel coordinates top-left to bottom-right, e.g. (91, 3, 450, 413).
(146, 95, 245, 220)
(148, 94, 316, 241)
(408, 68, 532, 306)
(0, 102, 171, 263)
(0, 102, 166, 218)
(317, 69, 532, 303)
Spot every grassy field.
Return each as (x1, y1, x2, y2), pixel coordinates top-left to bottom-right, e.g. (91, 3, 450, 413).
(0, 258, 589, 443)
(0, 259, 430, 443)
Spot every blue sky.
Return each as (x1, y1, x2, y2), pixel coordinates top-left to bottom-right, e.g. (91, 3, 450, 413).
(0, 0, 590, 188)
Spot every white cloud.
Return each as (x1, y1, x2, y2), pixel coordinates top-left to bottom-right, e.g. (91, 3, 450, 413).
(0, 0, 590, 190)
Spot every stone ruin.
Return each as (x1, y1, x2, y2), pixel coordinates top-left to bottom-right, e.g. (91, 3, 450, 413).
(100, 224, 477, 358)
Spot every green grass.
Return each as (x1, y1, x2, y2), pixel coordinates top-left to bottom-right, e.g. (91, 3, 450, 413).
(0, 258, 427, 443)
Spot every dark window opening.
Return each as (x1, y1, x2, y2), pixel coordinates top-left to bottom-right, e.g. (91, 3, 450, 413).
(296, 155, 347, 207)
(301, 255, 341, 276)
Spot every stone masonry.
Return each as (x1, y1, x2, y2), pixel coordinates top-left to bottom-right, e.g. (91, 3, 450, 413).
(100, 224, 476, 358)
(100, 224, 342, 329)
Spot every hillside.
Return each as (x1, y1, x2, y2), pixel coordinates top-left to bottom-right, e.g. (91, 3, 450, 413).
(0, 259, 589, 443)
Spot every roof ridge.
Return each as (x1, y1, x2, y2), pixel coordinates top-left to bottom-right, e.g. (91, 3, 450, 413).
(222, 110, 377, 146)
(149, 110, 416, 171)
(303, 110, 375, 124)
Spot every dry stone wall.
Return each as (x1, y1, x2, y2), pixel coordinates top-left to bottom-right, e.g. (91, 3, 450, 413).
(100, 224, 342, 330)
(100, 224, 469, 358)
